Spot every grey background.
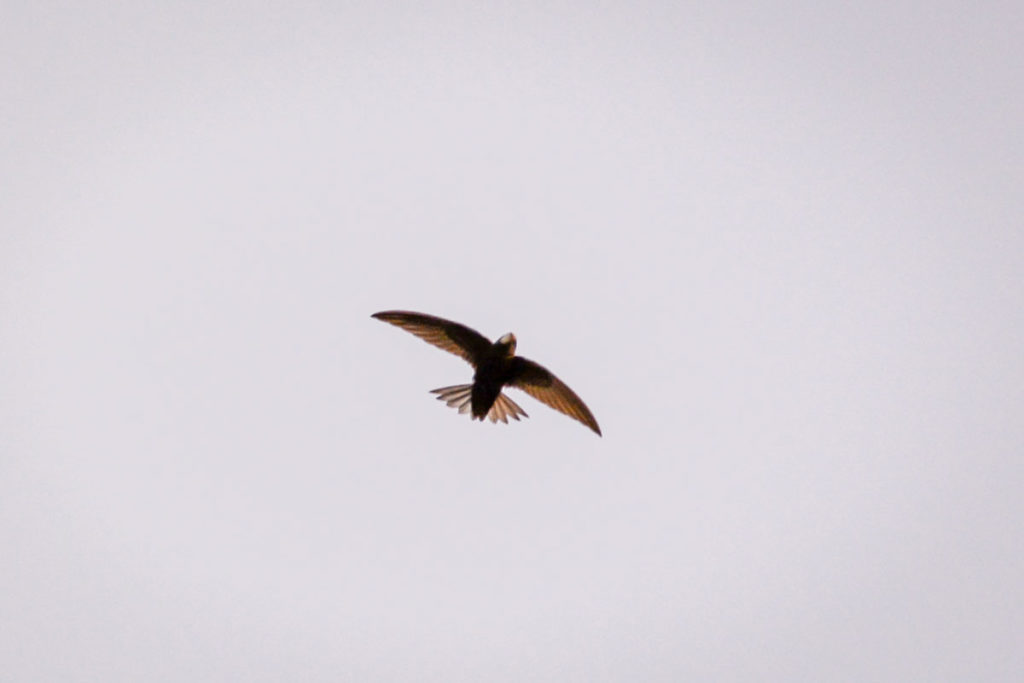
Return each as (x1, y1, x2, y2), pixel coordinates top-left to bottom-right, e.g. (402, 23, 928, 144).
(3, 2, 1022, 680)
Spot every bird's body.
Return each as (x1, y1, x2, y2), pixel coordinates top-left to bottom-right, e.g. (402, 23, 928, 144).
(372, 311, 601, 435)
(467, 333, 517, 418)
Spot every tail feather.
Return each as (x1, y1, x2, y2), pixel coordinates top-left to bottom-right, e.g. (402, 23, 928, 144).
(429, 385, 529, 424)
(487, 392, 528, 423)
(431, 385, 473, 414)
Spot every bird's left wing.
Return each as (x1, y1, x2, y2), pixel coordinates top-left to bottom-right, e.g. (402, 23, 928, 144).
(371, 311, 492, 367)
(508, 357, 602, 436)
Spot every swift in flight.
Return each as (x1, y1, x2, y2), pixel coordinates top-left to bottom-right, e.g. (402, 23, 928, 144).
(372, 310, 601, 436)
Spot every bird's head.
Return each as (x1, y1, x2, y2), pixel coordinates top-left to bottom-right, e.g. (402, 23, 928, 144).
(497, 332, 517, 356)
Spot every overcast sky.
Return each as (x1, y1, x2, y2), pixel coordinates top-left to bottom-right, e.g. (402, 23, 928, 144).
(2, 2, 1022, 681)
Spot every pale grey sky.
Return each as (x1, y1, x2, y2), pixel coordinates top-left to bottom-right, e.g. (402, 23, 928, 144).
(2, 2, 1022, 681)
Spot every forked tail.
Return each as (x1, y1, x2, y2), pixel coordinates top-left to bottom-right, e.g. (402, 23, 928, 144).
(430, 385, 529, 424)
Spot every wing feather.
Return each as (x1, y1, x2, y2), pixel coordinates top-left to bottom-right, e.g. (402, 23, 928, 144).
(372, 311, 491, 367)
(509, 357, 601, 436)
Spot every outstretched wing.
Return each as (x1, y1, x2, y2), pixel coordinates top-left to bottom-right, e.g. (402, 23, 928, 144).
(372, 311, 492, 367)
(508, 357, 601, 436)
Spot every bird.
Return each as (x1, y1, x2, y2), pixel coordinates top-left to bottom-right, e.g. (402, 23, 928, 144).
(372, 310, 601, 436)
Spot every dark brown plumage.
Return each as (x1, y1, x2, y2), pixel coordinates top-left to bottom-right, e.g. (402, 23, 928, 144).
(372, 310, 601, 436)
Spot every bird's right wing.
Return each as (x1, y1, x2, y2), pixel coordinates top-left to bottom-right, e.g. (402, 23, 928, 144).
(508, 357, 602, 435)
(371, 311, 492, 367)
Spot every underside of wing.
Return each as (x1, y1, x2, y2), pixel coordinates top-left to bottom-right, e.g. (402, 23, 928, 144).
(372, 311, 491, 366)
(509, 357, 602, 436)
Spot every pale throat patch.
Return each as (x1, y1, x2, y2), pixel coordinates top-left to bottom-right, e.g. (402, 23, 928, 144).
(498, 332, 517, 354)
